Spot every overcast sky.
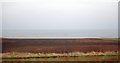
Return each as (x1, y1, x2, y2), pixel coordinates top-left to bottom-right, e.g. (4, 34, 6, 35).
(1, 0, 119, 38)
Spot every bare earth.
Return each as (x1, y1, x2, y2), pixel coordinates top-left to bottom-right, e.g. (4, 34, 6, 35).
(2, 38, 119, 53)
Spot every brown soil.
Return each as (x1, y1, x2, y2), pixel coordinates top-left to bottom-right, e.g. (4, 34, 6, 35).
(2, 38, 119, 53)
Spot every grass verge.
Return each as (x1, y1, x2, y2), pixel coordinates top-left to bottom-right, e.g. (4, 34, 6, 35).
(1, 51, 119, 59)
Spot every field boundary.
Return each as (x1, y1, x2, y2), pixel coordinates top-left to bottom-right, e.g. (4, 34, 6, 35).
(1, 51, 119, 59)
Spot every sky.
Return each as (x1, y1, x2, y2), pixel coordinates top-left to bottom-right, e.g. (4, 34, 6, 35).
(0, 0, 119, 38)
(0, 3, 2, 37)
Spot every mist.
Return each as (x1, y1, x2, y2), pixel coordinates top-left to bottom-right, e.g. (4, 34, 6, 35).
(1, 0, 118, 38)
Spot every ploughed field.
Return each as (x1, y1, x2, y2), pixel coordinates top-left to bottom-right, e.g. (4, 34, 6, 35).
(2, 38, 119, 53)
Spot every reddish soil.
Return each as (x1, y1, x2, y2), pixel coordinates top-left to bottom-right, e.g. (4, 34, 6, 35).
(2, 38, 119, 53)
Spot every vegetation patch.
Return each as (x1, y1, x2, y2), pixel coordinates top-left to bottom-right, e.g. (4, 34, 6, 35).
(2, 51, 119, 59)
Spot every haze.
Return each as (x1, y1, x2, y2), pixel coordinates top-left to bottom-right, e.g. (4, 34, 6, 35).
(1, 0, 119, 38)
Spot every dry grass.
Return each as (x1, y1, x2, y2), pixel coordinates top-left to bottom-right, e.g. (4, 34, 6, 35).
(2, 51, 119, 59)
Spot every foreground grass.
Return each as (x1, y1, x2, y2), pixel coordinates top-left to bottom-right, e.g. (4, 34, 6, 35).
(1, 51, 119, 59)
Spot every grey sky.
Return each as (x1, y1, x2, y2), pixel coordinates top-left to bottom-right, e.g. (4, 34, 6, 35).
(0, 3, 2, 37)
(1, 0, 119, 38)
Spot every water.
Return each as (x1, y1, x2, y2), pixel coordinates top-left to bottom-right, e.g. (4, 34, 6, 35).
(3, 30, 118, 38)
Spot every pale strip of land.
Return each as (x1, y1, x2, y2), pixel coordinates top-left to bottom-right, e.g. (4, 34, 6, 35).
(1, 51, 119, 59)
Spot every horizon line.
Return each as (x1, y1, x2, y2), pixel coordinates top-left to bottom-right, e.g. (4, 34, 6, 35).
(1, 37, 118, 39)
